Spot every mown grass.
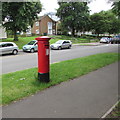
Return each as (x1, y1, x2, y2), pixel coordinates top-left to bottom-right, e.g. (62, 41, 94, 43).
(2, 53, 119, 105)
(1, 35, 99, 49)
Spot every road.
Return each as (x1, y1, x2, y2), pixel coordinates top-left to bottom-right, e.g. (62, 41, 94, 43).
(0, 44, 118, 74)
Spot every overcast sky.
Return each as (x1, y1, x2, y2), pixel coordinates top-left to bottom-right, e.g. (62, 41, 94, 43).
(88, 0, 113, 14)
(39, 0, 112, 15)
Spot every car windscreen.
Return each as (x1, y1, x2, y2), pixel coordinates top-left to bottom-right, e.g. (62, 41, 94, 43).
(27, 41, 36, 45)
(55, 41, 63, 44)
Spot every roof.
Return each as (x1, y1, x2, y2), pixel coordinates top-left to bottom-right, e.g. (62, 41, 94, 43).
(48, 15, 60, 22)
(38, 15, 59, 22)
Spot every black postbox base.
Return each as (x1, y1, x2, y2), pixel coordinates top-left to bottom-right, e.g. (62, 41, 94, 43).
(38, 72, 50, 82)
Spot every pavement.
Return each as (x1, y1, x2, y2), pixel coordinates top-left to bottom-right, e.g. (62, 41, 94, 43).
(2, 62, 118, 118)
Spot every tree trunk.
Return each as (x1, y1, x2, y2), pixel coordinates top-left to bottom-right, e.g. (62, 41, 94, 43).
(72, 28, 75, 37)
(13, 29, 18, 41)
(97, 33, 99, 38)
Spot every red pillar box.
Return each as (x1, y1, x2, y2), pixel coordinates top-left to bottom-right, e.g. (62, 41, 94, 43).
(35, 36, 51, 82)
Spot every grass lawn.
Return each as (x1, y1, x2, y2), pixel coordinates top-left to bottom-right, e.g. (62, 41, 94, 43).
(2, 53, 119, 105)
(0, 35, 99, 49)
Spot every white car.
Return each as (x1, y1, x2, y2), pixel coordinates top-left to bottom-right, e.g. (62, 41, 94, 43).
(22, 40, 38, 53)
(0, 42, 19, 55)
(100, 37, 110, 43)
(50, 40, 72, 50)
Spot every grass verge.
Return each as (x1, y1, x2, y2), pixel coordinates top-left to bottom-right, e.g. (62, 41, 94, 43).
(1, 35, 99, 49)
(2, 53, 120, 105)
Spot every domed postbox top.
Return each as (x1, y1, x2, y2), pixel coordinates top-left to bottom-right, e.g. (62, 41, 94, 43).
(35, 36, 51, 41)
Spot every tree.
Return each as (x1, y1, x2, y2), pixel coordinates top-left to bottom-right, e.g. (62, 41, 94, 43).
(2, 2, 42, 41)
(105, 10, 120, 34)
(56, 2, 90, 36)
(90, 10, 120, 36)
(112, 1, 120, 18)
(108, 18, 120, 34)
(90, 12, 107, 36)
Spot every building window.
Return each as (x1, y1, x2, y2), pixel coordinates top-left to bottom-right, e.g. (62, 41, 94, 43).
(48, 22, 52, 29)
(48, 22, 52, 35)
(48, 29, 52, 35)
(36, 22, 39, 26)
(36, 29, 39, 34)
(53, 29, 55, 34)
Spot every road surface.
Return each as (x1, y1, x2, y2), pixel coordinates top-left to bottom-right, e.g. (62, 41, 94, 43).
(0, 44, 118, 74)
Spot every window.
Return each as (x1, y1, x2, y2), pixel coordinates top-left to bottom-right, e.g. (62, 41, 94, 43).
(34, 43, 38, 46)
(36, 29, 39, 34)
(28, 41, 36, 45)
(63, 41, 66, 44)
(2, 44, 7, 47)
(7, 43, 14, 47)
(63, 41, 70, 44)
(53, 29, 55, 34)
(66, 41, 70, 43)
(36, 22, 39, 26)
(48, 22, 52, 29)
(48, 29, 52, 34)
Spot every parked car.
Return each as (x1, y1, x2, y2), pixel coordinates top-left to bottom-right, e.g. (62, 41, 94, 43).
(110, 35, 120, 44)
(100, 37, 111, 43)
(22, 40, 38, 53)
(50, 40, 72, 50)
(0, 42, 19, 55)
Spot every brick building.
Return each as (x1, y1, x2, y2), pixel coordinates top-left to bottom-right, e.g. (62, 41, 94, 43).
(31, 15, 58, 35)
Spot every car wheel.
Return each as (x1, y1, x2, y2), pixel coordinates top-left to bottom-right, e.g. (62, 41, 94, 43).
(12, 49, 18, 55)
(58, 46, 62, 50)
(30, 48, 35, 53)
(68, 45, 71, 49)
(23, 49, 26, 52)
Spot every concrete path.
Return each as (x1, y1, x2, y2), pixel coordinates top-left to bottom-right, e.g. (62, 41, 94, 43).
(2, 62, 118, 118)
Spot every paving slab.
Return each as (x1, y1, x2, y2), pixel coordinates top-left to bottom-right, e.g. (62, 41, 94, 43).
(2, 62, 118, 118)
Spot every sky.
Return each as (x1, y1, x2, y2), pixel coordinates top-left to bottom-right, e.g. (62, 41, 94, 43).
(88, 0, 113, 14)
(39, 0, 113, 15)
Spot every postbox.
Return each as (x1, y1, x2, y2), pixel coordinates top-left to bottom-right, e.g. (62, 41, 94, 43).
(35, 36, 51, 82)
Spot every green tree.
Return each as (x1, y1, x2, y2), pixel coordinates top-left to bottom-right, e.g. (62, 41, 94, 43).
(112, 1, 120, 18)
(90, 12, 106, 36)
(90, 10, 120, 36)
(2, 2, 42, 41)
(105, 10, 120, 34)
(56, 2, 90, 36)
(57, 22, 69, 35)
(108, 18, 120, 34)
